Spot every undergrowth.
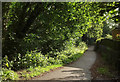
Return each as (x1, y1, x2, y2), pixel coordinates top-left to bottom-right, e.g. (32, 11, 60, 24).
(1, 42, 88, 80)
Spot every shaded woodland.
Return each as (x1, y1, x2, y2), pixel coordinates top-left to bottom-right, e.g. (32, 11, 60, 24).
(1, 2, 120, 80)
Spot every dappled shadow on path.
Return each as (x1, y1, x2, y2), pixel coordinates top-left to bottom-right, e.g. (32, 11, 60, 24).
(50, 66, 88, 80)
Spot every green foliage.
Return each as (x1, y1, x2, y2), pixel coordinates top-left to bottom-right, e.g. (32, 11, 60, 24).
(2, 41, 87, 70)
(56, 42, 87, 64)
(1, 68, 19, 81)
(96, 37, 104, 42)
(3, 2, 118, 80)
(98, 2, 120, 23)
(105, 34, 112, 39)
(19, 42, 87, 80)
(2, 41, 87, 80)
(2, 2, 105, 59)
(6, 51, 53, 70)
(2, 55, 13, 69)
(96, 34, 112, 42)
(20, 33, 42, 53)
(3, 2, 118, 58)
(102, 21, 112, 37)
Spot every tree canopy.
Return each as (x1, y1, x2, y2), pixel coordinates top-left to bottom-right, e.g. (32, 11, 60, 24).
(2, 2, 119, 60)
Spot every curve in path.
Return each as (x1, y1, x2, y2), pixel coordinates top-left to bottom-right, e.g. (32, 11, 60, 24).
(33, 46, 96, 80)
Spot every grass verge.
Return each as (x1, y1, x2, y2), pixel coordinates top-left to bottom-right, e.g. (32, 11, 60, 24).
(18, 64, 62, 80)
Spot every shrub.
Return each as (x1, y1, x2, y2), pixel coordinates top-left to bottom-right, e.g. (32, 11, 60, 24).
(1, 68, 19, 81)
(12, 51, 50, 70)
(2, 55, 13, 69)
(2, 41, 88, 80)
(55, 42, 88, 64)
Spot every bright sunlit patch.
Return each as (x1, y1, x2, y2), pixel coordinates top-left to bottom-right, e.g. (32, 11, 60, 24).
(109, 26, 112, 28)
(115, 8, 119, 11)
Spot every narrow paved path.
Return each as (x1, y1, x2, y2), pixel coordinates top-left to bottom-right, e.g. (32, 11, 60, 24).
(34, 46, 96, 80)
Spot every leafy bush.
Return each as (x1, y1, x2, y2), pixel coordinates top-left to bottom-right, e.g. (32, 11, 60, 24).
(55, 42, 88, 64)
(2, 41, 87, 80)
(2, 55, 13, 69)
(1, 68, 18, 81)
(11, 51, 51, 70)
(96, 34, 112, 42)
(78, 42, 88, 50)
(2, 51, 48, 70)
(20, 33, 43, 54)
(2, 41, 87, 71)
